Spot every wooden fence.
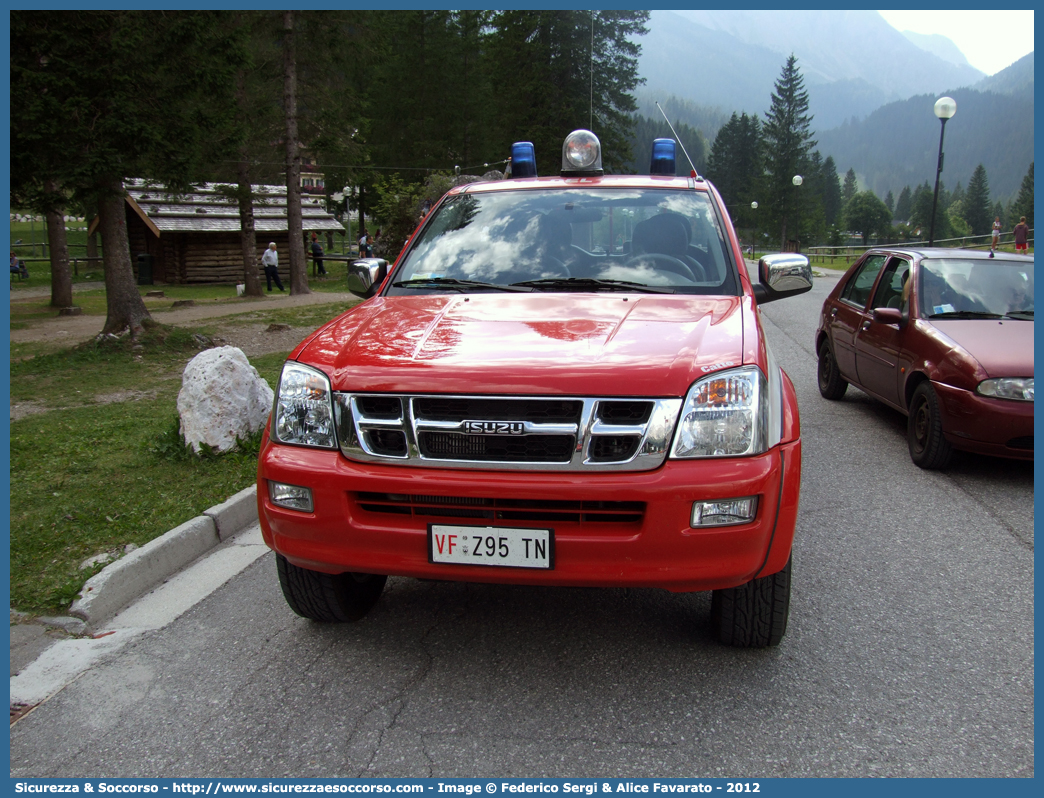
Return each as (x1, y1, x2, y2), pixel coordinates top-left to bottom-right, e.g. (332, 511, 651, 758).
(806, 229, 1034, 263)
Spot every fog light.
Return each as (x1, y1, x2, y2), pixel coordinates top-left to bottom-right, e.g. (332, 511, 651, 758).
(691, 496, 758, 527)
(269, 481, 314, 513)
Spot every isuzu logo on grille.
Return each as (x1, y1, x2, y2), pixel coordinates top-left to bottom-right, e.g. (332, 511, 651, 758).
(464, 421, 525, 436)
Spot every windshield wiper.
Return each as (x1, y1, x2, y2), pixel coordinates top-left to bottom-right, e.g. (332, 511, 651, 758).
(392, 277, 533, 293)
(510, 277, 675, 294)
(1003, 310, 1034, 320)
(928, 310, 1004, 319)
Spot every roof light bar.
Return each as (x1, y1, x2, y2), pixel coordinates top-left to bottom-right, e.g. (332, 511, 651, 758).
(510, 141, 538, 178)
(650, 138, 676, 175)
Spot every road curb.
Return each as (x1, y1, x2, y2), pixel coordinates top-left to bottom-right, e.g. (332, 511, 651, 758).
(68, 485, 258, 630)
(204, 484, 260, 541)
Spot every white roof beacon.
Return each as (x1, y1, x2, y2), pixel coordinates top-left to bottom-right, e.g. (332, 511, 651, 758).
(561, 130, 603, 177)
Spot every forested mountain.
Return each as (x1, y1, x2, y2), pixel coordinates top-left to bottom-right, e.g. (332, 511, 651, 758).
(900, 30, 973, 68)
(973, 51, 1036, 95)
(637, 10, 986, 130)
(817, 55, 1034, 201)
(635, 10, 1033, 205)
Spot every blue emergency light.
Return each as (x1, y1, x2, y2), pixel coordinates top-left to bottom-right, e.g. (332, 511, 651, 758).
(510, 141, 538, 177)
(650, 138, 676, 175)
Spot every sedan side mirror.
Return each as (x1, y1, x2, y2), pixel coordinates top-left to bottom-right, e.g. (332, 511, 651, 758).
(872, 307, 903, 325)
(752, 253, 813, 304)
(347, 258, 389, 299)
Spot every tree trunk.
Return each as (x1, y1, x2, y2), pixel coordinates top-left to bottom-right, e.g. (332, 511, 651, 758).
(236, 165, 262, 299)
(43, 180, 73, 308)
(358, 185, 365, 245)
(98, 176, 151, 336)
(283, 10, 309, 295)
(234, 70, 262, 298)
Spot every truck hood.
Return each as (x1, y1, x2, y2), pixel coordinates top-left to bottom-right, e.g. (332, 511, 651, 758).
(294, 293, 751, 397)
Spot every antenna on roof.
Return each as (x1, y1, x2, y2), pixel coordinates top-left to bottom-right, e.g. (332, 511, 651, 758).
(655, 102, 702, 181)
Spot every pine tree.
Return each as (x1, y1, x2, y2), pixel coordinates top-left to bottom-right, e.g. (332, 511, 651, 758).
(820, 156, 843, 227)
(486, 11, 649, 176)
(762, 55, 816, 249)
(841, 169, 858, 205)
(910, 181, 950, 241)
(794, 151, 827, 245)
(894, 185, 913, 222)
(1012, 162, 1033, 229)
(962, 164, 992, 236)
(706, 112, 763, 228)
(885, 190, 895, 215)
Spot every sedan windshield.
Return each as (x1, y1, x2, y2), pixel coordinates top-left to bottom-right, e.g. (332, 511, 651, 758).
(388, 187, 738, 295)
(918, 257, 1034, 318)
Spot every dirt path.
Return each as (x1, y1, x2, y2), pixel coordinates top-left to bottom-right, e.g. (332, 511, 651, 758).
(10, 285, 357, 358)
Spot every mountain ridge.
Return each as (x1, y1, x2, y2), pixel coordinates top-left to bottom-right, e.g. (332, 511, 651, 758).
(634, 12, 1033, 201)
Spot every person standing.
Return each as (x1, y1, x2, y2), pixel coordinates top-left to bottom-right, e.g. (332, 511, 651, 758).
(990, 216, 1001, 257)
(310, 233, 326, 276)
(1013, 216, 1030, 254)
(261, 241, 284, 292)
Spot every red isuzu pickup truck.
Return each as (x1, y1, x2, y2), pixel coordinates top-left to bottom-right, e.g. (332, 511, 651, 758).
(257, 130, 812, 646)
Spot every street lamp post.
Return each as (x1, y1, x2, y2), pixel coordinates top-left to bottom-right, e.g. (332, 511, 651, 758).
(750, 201, 758, 257)
(789, 175, 803, 253)
(928, 96, 956, 247)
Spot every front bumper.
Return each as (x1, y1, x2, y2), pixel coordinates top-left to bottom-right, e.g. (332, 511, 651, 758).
(257, 437, 801, 593)
(934, 382, 1034, 459)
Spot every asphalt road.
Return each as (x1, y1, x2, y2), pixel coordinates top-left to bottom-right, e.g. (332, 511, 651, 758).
(10, 267, 1034, 778)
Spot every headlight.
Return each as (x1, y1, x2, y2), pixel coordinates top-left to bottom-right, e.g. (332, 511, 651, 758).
(670, 366, 768, 458)
(272, 362, 337, 448)
(976, 377, 1034, 402)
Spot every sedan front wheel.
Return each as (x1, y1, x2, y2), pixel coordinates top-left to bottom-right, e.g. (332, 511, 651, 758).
(908, 382, 953, 469)
(817, 339, 848, 400)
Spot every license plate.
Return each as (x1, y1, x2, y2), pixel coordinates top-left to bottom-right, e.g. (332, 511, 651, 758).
(428, 524, 554, 569)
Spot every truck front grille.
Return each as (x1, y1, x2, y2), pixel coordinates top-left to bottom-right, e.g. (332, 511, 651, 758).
(418, 431, 575, 462)
(334, 393, 683, 472)
(356, 493, 645, 525)
(413, 397, 582, 424)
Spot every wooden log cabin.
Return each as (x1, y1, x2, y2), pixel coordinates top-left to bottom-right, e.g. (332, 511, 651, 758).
(90, 179, 345, 284)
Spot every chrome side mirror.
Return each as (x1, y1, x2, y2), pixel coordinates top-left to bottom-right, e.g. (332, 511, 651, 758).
(753, 253, 813, 304)
(347, 258, 389, 299)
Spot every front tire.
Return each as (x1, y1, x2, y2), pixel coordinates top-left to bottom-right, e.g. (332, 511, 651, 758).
(276, 554, 387, 622)
(817, 339, 848, 400)
(908, 382, 953, 469)
(710, 556, 791, 647)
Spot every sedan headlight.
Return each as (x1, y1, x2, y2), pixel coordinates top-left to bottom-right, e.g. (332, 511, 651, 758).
(976, 377, 1034, 402)
(272, 362, 338, 448)
(670, 366, 768, 458)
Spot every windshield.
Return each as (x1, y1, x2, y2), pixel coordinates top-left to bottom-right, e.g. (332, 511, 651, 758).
(918, 257, 1034, 318)
(389, 187, 738, 295)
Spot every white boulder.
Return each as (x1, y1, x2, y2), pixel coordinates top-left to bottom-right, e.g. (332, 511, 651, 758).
(177, 346, 274, 453)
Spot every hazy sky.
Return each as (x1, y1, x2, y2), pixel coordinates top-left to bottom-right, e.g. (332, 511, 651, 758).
(878, 10, 1034, 75)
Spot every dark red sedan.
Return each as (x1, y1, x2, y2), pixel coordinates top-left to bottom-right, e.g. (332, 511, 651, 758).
(816, 248, 1033, 468)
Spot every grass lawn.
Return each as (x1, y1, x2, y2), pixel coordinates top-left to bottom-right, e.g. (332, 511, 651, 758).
(7, 300, 336, 615)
